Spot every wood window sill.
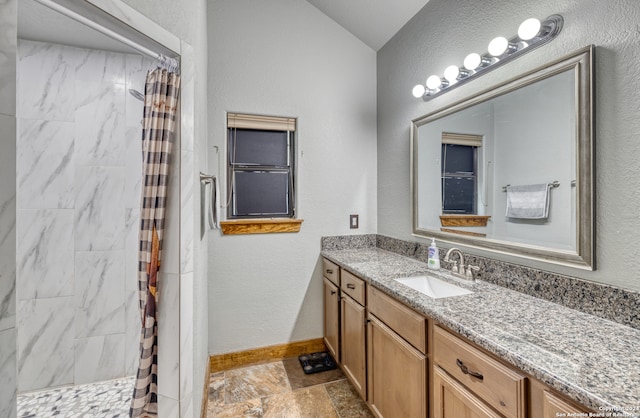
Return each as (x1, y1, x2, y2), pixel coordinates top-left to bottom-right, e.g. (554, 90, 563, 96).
(220, 219, 304, 235)
(440, 228, 487, 238)
(439, 215, 490, 227)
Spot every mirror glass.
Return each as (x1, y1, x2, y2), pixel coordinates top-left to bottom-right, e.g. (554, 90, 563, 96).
(411, 46, 594, 269)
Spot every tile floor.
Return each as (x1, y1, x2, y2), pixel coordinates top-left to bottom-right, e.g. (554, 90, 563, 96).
(207, 358, 373, 417)
(16, 357, 372, 417)
(17, 376, 133, 417)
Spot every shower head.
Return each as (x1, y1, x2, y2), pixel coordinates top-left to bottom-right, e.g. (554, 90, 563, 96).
(128, 89, 144, 102)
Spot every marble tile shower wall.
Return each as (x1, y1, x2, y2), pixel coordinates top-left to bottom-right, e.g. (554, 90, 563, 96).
(15, 39, 154, 392)
(321, 234, 640, 330)
(0, 2, 17, 417)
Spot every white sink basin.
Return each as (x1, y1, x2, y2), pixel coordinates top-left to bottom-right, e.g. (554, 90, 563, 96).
(395, 276, 473, 299)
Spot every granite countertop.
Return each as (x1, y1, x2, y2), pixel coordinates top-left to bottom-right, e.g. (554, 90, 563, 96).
(321, 247, 640, 414)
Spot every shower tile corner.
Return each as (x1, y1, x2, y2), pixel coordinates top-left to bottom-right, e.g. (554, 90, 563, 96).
(74, 334, 126, 385)
(0, 0, 16, 118)
(17, 297, 74, 392)
(0, 327, 17, 418)
(158, 272, 180, 400)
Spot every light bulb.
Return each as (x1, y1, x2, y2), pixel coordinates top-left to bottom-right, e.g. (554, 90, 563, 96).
(463, 53, 481, 70)
(444, 65, 460, 83)
(412, 84, 426, 98)
(518, 18, 541, 40)
(488, 36, 508, 56)
(426, 75, 442, 90)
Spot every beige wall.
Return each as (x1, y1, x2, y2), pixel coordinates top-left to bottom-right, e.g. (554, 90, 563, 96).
(207, 0, 377, 355)
(377, 0, 640, 291)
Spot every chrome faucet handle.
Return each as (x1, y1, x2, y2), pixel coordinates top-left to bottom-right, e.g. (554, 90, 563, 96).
(465, 265, 480, 280)
(444, 247, 472, 279)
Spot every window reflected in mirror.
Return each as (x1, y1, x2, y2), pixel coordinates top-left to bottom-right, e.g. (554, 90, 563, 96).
(441, 133, 482, 215)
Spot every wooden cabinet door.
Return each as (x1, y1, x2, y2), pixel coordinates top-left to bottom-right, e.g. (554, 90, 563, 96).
(323, 277, 340, 362)
(541, 390, 588, 418)
(433, 366, 504, 418)
(341, 294, 367, 399)
(529, 377, 591, 418)
(367, 315, 427, 418)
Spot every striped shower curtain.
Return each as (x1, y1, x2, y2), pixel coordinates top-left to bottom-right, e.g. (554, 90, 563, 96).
(130, 67, 181, 417)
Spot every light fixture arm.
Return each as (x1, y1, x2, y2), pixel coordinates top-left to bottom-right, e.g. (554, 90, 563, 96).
(414, 14, 563, 101)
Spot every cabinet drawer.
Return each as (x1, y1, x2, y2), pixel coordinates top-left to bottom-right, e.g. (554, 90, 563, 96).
(341, 269, 365, 305)
(367, 286, 427, 354)
(434, 326, 526, 418)
(322, 258, 340, 286)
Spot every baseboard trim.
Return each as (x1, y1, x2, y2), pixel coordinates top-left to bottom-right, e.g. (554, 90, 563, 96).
(200, 359, 211, 418)
(209, 338, 326, 373)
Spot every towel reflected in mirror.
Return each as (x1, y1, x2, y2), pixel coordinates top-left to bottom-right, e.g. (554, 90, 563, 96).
(505, 183, 551, 219)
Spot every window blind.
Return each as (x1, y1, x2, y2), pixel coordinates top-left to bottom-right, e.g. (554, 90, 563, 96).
(227, 113, 296, 131)
(441, 132, 483, 147)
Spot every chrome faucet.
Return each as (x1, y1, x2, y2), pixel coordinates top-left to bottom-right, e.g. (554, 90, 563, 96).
(444, 247, 479, 281)
(444, 248, 465, 275)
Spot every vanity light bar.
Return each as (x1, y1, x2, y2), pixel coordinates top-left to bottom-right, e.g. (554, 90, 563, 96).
(412, 14, 564, 101)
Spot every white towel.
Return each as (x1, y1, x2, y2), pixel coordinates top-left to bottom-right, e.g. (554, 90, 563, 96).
(505, 184, 550, 219)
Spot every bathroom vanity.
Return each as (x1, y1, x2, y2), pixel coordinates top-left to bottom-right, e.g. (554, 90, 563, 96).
(321, 245, 640, 418)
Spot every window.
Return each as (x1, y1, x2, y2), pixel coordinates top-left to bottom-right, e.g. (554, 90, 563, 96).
(227, 113, 296, 219)
(441, 133, 482, 215)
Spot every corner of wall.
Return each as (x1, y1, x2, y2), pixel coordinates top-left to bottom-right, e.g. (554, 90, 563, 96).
(0, 0, 17, 417)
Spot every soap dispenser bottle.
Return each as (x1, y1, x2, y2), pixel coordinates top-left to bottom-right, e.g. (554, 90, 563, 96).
(427, 238, 440, 270)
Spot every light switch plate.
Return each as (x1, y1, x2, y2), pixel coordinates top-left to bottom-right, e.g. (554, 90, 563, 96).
(350, 214, 359, 229)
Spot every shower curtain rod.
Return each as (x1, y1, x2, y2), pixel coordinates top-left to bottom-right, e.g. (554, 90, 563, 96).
(35, 0, 179, 66)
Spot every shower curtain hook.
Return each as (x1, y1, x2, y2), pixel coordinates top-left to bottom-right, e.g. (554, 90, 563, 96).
(157, 54, 180, 74)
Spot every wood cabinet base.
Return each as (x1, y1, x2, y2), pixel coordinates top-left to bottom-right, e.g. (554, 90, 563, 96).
(341, 293, 367, 399)
(433, 366, 504, 418)
(367, 315, 427, 418)
(323, 278, 340, 362)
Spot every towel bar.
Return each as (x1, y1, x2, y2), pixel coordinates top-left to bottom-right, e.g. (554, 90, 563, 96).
(502, 181, 560, 192)
(200, 172, 218, 236)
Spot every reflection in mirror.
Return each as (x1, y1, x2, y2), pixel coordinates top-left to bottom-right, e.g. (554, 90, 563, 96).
(411, 46, 594, 269)
(441, 133, 482, 216)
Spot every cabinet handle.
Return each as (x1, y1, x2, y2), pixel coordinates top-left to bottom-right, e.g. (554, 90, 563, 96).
(346, 283, 356, 289)
(456, 359, 484, 380)
(326, 269, 334, 274)
(330, 290, 336, 295)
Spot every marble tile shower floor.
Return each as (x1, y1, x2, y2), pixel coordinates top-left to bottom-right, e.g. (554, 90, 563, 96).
(208, 358, 373, 417)
(17, 376, 134, 417)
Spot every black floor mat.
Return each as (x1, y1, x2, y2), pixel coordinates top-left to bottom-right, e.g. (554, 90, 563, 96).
(298, 351, 337, 374)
